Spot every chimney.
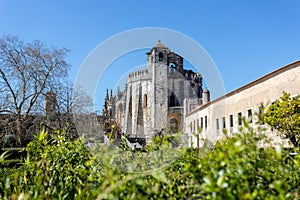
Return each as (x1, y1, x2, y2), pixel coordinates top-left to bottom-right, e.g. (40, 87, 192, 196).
(202, 88, 210, 104)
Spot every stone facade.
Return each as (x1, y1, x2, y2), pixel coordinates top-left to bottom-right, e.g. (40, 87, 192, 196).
(102, 41, 204, 142)
(185, 61, 300, 148)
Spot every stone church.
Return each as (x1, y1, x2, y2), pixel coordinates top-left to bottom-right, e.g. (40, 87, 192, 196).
(102, 40, 208, 142)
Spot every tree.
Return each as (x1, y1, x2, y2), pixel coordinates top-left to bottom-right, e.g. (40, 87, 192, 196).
(264, 92, 300, 147)
(0, 35, 69, 145)
(45, 80, 94, 137)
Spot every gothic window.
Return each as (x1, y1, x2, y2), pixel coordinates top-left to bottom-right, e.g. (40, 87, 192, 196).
(143, 94, 147, 107)
(169, 93, 176, 107)
(158, 52, 163, 62)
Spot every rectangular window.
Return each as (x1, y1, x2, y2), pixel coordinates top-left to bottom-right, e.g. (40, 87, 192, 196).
(230, 114, 233, 127)
(238, 112, 242, 126)
(222, 117, 226, 129)
(216, 119, 219, 130)
(247, 109, 253, 123)
(200, 117, 203, 128)
(197, 119, 199, 132)
(205, 116, 208, 128)
(190, 122, 192, 132)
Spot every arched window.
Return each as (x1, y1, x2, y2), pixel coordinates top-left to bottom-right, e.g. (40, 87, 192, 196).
(143, 94, 147, 107)
(170, 93, 176, 107)
(158, 52, 163, 62)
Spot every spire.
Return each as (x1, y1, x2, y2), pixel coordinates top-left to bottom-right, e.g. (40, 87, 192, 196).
(155, 40, 166, 48)
(110, 89, 113, 100)
(104, 89, 109, 103)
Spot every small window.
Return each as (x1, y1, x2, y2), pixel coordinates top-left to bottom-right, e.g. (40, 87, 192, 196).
(190, 122, 192, 132)
(238, 112, 242, 126)
(197, 119, 199, 132)
(247, 109, 253, 123)
(222, 117, 226, 129)
(216, 119, 219, 130)
(230, 114, 233, 127)
(143, 94, 147, 107)
(158, 52, 163, 62)
(200, 117, 203, 128)
(205, 116, 208, 128)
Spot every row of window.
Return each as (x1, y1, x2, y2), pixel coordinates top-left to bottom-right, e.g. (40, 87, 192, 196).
(190, 116, 208, 133)
(190, 106, 264, 133)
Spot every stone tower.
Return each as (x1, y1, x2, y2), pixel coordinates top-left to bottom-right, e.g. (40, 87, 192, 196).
(104, 40, 204, 143)
(148, 40, 170, 132)
(44, 91, 56, 119)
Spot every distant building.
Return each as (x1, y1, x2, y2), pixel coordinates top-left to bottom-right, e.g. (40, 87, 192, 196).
(44, 91, 57, 119)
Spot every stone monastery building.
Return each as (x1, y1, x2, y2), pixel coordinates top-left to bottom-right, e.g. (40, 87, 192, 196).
(102, 41, 300, 146)
(102, 40, 205, 142)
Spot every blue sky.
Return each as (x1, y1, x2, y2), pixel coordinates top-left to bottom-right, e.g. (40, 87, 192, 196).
(1, 0, 300, 112)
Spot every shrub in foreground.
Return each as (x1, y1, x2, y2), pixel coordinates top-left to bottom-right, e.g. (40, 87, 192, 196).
(0, 127, 299, 199)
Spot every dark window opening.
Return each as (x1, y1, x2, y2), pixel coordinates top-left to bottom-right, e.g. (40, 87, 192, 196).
(200, 117, 203, 128)
(169, 92, 179, 107)
(247, 109, 253, 123)
(158, 52, 163, 62)
(222, 117, 226, 129)
(205, 116, 207, 128)
(216, 119, 219, 130)
(230, 114, 233, 127)
(238, 112, 242, 126)
(143, 94, 147, 107)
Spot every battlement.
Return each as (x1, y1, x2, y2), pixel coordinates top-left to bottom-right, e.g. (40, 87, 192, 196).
(128, 69, 150, 82)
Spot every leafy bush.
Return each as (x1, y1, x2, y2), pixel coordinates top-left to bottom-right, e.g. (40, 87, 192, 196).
(0, 127, 299, 199)
(264, 92, 300, 147)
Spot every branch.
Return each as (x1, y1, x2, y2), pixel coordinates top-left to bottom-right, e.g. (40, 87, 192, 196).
(0, 68, 18, 112)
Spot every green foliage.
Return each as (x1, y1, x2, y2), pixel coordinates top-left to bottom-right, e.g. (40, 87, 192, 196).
(0, 127, 299, 199)
(264, 92, 300, 147)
